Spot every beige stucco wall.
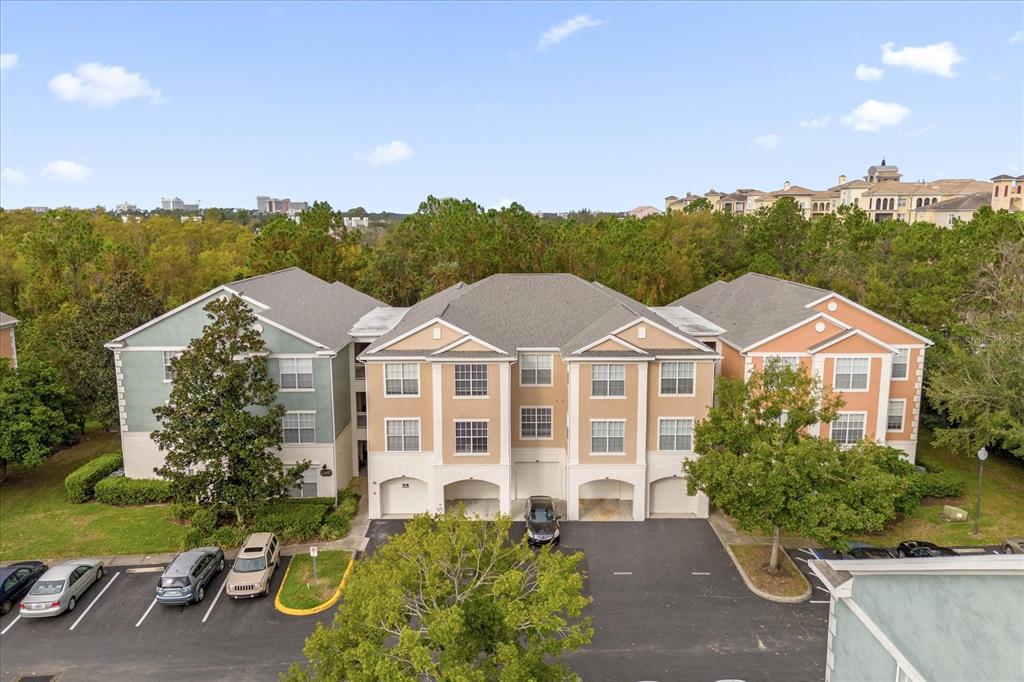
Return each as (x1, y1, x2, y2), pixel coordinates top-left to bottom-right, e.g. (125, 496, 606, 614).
(577, 362, 640, 464)
(809, 298, 924, 347)
(646, 360, 715, 451)
(820, 356, 883, 440)
(511, 353, 567, 448)
(387, 323, 463, 351)
(366, 362, 434, 452)
(615, 322, 694, 350)
(752, 317, 847, 353)
(441, 362, 502, 464)
(0, 328, 14, 364)
(720, 343, 745, 379)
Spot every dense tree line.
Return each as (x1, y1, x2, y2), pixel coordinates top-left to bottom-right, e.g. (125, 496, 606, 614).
(1, 196, 1021, 467)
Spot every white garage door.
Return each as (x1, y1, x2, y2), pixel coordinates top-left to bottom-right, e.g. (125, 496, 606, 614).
(514, 462, 562, 499)
(381, 477, 428, 516)
(649, 477, 697, 516)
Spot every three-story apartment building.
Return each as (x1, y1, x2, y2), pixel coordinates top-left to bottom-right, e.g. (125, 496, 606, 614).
(106, 268, 383, 497)
(358, 274, 723, 521)
(675, 273, 932, 459)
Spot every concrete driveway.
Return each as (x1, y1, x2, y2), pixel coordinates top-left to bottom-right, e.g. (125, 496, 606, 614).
(366, 518, 827, 681)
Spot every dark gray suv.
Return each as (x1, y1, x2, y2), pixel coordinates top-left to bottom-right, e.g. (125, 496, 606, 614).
(156, 547, 225, 605)
(524, 496, 560, 546)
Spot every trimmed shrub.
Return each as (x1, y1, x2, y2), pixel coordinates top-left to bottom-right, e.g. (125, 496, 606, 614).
(94, 477, 172, 506)
(170, 502, 200, 523)
(188, 507, 218, 536)
(64, 453, 123, 502)
(250, 498, 332, 543)
(914, 470, 965, 498)
(182, 526, 206, 550)
(207, 525, 247, 549)
(318, 491, 360, 540)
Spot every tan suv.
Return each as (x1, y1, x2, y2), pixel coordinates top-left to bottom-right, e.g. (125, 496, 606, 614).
(225, 532, 280, 598)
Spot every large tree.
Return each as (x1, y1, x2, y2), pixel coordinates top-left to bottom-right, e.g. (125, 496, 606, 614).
(685, 362, 910, 570)
(151, 295, 304, 523)
(0, 359, 80, 480)
(288, 511, 592, 682)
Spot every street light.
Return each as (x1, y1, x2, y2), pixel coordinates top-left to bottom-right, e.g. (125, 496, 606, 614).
(973, 446, 988, 535)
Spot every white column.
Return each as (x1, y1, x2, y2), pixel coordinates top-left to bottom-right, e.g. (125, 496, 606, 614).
(567, 363, 580, 466)
(811, 355, 827, 438)
(499, 363, 511, 466)
(432, 363, 443, 466)
(636, 362, 648, 462)
(875, 355, 893, 442)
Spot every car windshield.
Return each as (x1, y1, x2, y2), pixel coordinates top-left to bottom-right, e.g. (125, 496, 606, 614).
(530, 507, 555, 523)
(29, 580, 65, 595)
(233, 555, 267, 573)
(160, 576, 190, 588)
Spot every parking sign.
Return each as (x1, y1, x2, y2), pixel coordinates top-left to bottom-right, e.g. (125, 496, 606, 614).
(309, 546, 318, 557)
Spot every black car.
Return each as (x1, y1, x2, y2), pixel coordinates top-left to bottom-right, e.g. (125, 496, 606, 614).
(524, 496, 560, 546)
(896, 540, 958, 558)
(0, 561, 47, 614)
(841, 544, 898, 560)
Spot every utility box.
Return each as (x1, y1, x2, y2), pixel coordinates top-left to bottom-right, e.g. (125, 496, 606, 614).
(942, 505, 968, 522)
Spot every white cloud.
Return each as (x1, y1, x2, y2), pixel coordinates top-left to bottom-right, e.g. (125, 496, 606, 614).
(538, 15, 602, 50)
(1010, 30, 1023, 44)
(42, 160, 93, 182)
(0, 53, 18, 72)
(48, 62, 162, 107)
(799, 115, 830, 129)
(854, 64, 884, 81)
(754, 134, 780, 149)
(841, 99, 911, 132)
(355, 140, 413, 166)
(881, 41, 964, 78)
(1, 168, 27, 185)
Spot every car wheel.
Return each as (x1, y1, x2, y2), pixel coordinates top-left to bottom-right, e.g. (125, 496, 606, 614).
(1, 600, 10, 615)
(1006, 545, 1015, 555)
(195, 586, 205, 603)
(96, 566, 105, 580)
(218, 558, 225, 572)
(67, 596, 77, 612)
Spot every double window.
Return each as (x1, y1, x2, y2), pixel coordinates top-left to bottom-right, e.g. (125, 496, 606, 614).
(385, 363, 419, 396)
(288, 466, 318, 498)
(282, 412, 315, 444)
(591, 420, 625, 454)
(834, 357, 869, 390)
(891, 348, 909, 380)
(455, 421, 488, 454)
(385, 419, 420, 452)
(163, 350, 182, 382)
(887, 400, 905, 432)
(658, 418, 694, 452)
(520, 354, 553, 385)
(520, 407, 552, 439)
(831, 413, 865, 446)
(454, 364, 488, 397)
(592, 364, 625, 397)
(279, 357, 313, 389)
(766, 355, 800, 372)
(660, 362, 695, 395)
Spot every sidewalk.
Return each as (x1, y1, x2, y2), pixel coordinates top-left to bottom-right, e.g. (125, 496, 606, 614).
(707, 508, 821, 549)
(4, 480, 373, 569)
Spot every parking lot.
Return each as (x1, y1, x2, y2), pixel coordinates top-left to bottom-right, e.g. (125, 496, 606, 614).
(0, 557, 331, 682)
(369, 519, 829, 682)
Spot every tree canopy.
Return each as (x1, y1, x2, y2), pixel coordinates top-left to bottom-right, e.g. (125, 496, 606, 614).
(0, 359, 79, 480)
(288, 511, 591, 682)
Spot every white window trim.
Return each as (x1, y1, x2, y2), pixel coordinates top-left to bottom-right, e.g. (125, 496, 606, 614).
(656, 417, 695, 453)
(589, 418, 627, 456)
(890, 347, 911, 381)
(519, 405, 554, 441)
(830, 411, 868, 447)
(287, 463, 320, 498)
(832, 357, 871, 393)
(453, 418, 490, 456)
(278, 356, 315, 393)
(384, 417, 422, 453)
(658, 361, 697, 397)
(162, 350, 183, 383)
(453, 363, 489, 399)
(590, 363, 627, 400)
(886, 399, 906, 432)
(383, 362, 421, 398)
(518, 352, 554, 387)
(282, 410, 317, 445)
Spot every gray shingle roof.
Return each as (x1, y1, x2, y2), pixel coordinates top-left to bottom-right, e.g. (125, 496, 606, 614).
(673, 273, 830, 349)
(915, 192, 990, 212)
(229, 268, 383, 351)
(0, 311, 18, 328)
(364, 273, 716, 359)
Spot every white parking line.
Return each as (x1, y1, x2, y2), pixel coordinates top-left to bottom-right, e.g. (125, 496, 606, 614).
(691, 571, 711, 575)
(795, 557, 809, 564)
(816, 586, 830, 594)
(1, 615, 21, 635)
(797, 548, 816, 557)
(135, 598, 158, 627)
(126, 566, 164, 574)
(612, 571, 633, 576)
(810, 600, 830, 604)
(202, 577, 227, 623)
(69, 571, 120, 631)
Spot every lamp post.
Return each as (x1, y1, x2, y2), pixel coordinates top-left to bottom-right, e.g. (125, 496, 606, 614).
(972, 446, 988, 535)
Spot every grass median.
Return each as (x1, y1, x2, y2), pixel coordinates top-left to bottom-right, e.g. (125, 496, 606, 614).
(0, 430, 186, 560)
(277, 550, 352, 611)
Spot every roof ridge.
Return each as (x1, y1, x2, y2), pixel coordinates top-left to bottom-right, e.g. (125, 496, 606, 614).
(228, 266, 314, 287)
(739, 272, 830, 295)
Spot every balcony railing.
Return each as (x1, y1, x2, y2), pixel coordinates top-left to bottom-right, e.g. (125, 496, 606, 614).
(356, 412, 367, 429)
(354, 363, 366, 380)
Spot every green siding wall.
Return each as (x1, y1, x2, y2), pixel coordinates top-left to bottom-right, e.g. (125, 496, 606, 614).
(830, 600, 897, 682)
(331, 347, 352, 438)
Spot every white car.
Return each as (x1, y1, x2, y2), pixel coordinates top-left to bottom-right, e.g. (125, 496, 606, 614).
(19, 559, 105, 618)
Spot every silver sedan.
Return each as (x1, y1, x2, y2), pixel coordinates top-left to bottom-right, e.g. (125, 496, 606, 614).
(19, 559, 105, 618)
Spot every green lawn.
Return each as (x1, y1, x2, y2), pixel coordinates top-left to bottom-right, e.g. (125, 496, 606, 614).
(0, 430, 186, 560)
(858, 430, 1024, 547)
(278, 550, 352, 610)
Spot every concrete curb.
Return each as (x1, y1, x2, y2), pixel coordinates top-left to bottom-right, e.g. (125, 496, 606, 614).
(274, 554, 356, 616)
(723, 544, 811, 604)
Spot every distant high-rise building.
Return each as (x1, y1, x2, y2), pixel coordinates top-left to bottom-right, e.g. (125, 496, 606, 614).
(161, 196, 185, 210)
(116, 202, 138, 213)
(257, 195, 307, 215)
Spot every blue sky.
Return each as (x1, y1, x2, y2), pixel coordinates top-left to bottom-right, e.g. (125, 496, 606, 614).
(1, 2, 1021, 212)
